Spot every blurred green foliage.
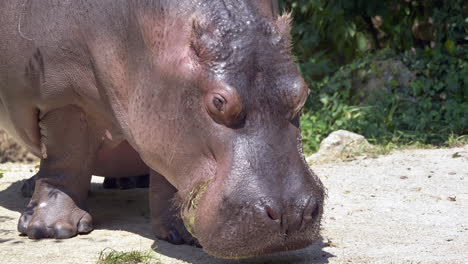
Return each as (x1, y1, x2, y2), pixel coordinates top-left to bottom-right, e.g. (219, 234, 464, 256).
(279, 0, 468, 154)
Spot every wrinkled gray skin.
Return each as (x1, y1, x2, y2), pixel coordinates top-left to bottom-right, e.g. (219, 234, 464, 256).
(0, 0, 324, 259)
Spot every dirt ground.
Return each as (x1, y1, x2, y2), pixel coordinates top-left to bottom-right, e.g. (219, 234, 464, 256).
(0, 146, 467, 264)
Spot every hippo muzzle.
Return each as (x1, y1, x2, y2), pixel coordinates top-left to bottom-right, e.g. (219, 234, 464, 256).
(180, 129, 325, 259)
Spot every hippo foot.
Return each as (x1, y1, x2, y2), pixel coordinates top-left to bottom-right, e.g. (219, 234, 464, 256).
(154, 214, 201, 247)
(103, 175, 150, 189)
(149, 170, 199, 247)
(18, 182, 93, 239)
(21, 175, 37, 197)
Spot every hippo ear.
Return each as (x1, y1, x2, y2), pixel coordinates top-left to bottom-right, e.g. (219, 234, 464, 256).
(273, 12, 293, 50)
(276, 12, 292, 40)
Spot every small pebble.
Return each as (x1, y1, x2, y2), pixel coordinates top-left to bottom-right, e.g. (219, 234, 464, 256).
(400, 176, 408, 180)
(448, 196, 456, 202)
(439, 195, 457, 201)
(324, 239, 338, 247)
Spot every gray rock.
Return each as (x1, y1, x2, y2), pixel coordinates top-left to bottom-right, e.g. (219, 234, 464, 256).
(306, 130, 374, 163)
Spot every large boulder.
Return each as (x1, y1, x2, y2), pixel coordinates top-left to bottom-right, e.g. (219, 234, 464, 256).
(306, 130, 374, 163)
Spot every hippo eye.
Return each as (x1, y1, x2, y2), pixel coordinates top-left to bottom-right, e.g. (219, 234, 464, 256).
(212, 96, 225, 112)
(204, 85, 243, 127)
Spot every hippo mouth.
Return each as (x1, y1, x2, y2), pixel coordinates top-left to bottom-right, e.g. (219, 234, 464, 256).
(202, 205, 324, 259)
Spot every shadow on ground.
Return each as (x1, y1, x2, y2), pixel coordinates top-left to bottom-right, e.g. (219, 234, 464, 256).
(152, 239, 333, 264)
(0, 178, 333, 264)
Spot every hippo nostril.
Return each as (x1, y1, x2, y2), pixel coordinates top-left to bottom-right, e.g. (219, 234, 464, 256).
(310, 202, 320, 220)
(303, 198, 320, 222)
(265, 206, 281, 221)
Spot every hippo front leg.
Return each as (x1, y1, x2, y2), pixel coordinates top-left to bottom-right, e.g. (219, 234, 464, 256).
(149, 170, 199, 246)
(18, 106, 95, 239)
(21, 175, 36, 197)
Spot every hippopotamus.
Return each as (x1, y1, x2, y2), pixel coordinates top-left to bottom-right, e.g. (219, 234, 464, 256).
(0, 0, 324, 259)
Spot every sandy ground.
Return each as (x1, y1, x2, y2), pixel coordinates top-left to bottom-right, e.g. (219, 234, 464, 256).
(0, 146, 467, 264)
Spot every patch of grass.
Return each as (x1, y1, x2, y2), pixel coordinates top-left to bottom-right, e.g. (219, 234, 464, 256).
(0, 169, 8, 179)
(96, 248, 160, 264)
(379, 134, 468, 152)
(446, 134, 468, 148)
(312, 137, 468, 164)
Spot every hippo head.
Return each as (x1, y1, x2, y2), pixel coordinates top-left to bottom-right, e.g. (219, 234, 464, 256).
(124, 3, 325, 259)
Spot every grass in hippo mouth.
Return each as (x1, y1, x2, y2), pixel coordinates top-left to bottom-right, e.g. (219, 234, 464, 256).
(186, 179, 213, 211)
(181, 179, 213, 236)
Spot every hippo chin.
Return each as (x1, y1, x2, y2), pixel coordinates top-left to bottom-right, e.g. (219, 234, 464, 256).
(0, 0, 324, 259)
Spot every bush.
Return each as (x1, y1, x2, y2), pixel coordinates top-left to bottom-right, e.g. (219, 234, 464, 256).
(281, 0, 467, 81)
(300, 49, 467, 155)
(279, 0, 468, 155)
